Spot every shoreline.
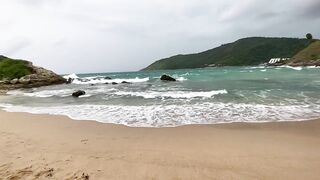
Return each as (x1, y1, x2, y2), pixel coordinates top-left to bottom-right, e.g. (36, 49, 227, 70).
(1, 110, 320, 179)
(1, 107, 319, 128)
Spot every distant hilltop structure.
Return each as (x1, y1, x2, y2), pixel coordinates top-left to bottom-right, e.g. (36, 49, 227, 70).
(268, 58, 290, 64)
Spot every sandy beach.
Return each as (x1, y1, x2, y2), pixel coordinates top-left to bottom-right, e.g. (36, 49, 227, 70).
(0, 110, 320, 179)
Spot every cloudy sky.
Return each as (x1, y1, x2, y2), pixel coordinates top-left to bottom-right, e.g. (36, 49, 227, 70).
(1, 0, 319, 73)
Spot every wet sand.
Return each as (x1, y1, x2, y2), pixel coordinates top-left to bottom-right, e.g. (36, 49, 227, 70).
(0, 110, 320, 179)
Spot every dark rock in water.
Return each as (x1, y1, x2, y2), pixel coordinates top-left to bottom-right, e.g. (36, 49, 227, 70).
(104, 82, 109, 84)
(66, 77, 73, 84)
(121, 81, 131, 84)
(160, 75, 176, 81)
(112, 82, 118, 85)
(105, 76, 112, 80)
(90, 84, 94, 86)
(72, 90, 86, 97)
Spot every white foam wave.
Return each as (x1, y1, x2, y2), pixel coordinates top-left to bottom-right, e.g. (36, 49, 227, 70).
(279, 65, 303, 71)
(63, 73, 79, 79)
(7, 87, 120, 98)
(306, 66, 320, 69)
(72, 77, 149, 84)
(247, 66, 266, 69)
(176, 77, 187, 81)
(113, 90, 228, 99)
(7, 89, 75, 98)
(1, 103, 319, 127)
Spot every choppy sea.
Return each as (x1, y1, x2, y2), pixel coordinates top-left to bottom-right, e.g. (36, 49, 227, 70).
(1, 66, 320, 127)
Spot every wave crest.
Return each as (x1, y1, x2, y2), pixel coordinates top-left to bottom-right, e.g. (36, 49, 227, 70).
(114, 90, 227, 99)
(1, 103, 319, 127)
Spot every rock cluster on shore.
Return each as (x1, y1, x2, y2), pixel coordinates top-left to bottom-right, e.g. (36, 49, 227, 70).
(0, 60, 66, 93)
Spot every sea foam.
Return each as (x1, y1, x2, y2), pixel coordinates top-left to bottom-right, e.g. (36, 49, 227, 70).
(72, 77, 150, 84)
(113, 90, 227, 99)
(1, 103, 319, 127)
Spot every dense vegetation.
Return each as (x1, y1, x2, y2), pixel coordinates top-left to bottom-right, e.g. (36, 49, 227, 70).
(0, 55, 33, 80)
(143, 37, 313, 70)
(289, 40, 320, 63)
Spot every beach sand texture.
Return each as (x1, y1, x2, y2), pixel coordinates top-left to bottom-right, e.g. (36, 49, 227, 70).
(1, 110, 320, 179)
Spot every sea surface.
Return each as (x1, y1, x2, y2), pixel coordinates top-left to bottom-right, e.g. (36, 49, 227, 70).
(1, 66, 320, 127)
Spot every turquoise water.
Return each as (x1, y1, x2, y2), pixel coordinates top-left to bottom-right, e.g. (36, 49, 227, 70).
(1, 66, 320, 127)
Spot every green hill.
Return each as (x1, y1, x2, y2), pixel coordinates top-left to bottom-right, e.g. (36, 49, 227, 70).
(143, 37, 313, 70)
(0, 55, 33, 80)
(288, 40, 320, 66)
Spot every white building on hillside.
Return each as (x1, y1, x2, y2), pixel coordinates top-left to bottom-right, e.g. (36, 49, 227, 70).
(268, 58, 290, 64)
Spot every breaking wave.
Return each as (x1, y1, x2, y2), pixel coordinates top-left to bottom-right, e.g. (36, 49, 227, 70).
(114, 90, 227, 99)
(1, 103, 319, 127)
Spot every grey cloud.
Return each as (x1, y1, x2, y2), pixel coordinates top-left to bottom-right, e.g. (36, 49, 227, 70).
(1, 0, 319, 73)
(300, 1, 320, 19)
(256, 12, 278, 20)
(5, 39, 31, 56)
(14, 0, 63, 7)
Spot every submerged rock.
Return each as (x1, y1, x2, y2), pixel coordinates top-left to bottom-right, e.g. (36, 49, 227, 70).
(72, 90, 86, 97)
(121, 81, 131, 84)
(160, 75, 176, 81)
(104, 76, 112, 80)
(112, 82, 118, 85)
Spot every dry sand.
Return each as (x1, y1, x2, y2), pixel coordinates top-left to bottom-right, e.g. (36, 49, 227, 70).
(0, 110, 320, 179)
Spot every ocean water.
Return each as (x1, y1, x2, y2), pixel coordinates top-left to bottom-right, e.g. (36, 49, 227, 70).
(1, 66, 320, 127)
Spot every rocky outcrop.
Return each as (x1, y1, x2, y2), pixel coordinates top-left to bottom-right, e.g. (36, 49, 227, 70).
(286, 41, 320, 67)
(287, 59, 320, 67)
(0, 61, 66, 93)
(160, 75, 176, 81)
(72, 90, 86, 97)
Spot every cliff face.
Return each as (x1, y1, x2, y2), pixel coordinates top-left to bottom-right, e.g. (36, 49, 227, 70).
(0, 56, 66, 92)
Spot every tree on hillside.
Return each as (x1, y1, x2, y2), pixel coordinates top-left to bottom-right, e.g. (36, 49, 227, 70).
(306, 33, 313, 40)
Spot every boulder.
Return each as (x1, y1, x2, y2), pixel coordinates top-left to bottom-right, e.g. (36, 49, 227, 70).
(18, 77, 31, 84)
(18, 65, 66, 87)
(160, 75, 176, 81)
(0, 78, 10, 84)
(121, 81, 131, 84)
(72, 90, 86, 97)
(112, 82, 118, 85)
(105, 77, 112, 80)
(10, 78, 18, 84)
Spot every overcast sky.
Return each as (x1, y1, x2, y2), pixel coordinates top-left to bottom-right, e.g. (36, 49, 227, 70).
(1, 0, 319, 73)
